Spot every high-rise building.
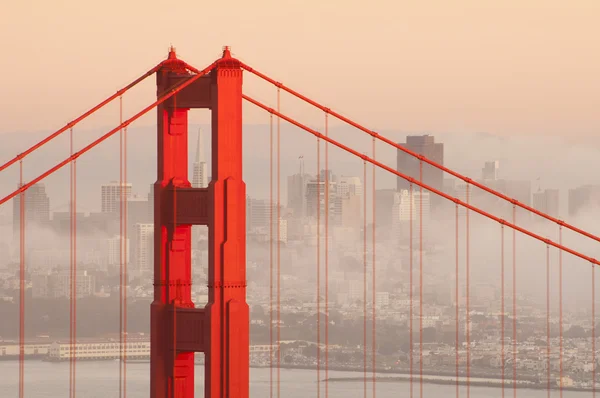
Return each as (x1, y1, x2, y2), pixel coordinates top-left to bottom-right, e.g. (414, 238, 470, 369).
(568, 185, 600, 216)
(192, 128, 208, 189)
(12, 183, 50, 240)
(107, 235, 130, 267)
(533, 189, 560, 218)
(134, 223, 154, 274)
(375, 189, 396, 228)
(392, 189, 431, 246)
(101, 181, 132, 213)
(396, 135, 444, 194)
(287, 157, 311, 219)
(482, 161, 500, 181)
(334, 176, 362, 229)
(306, 170, 337, 220)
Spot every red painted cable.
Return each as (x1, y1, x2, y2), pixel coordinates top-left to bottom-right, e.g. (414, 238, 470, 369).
(372, 137, 376, 398)
(455, 204, 459, 398)
(0, 63, 217, 209)
(512, 206, 516, 397)
(240, 63, 600, 247)
(546, 245, 550, 397)
(0, 63, 163, 175)
(324, 112, 329, 398)
(276, 88, 281, 398)
(466, 184, 470, 398)
(419, 161, 423, 398)
(316, 136, 321, 398)
(363, 157, 367, 398)
(501, 225, 505, 398)
(242, 95, 600, 265)
(73, 158, 77, 397)
(70, 127, 74, 398)
(409, 183, 414, 398)
(269, 113, 274, 398)
(593, 263, 596, 397)
(119, 95, 124, 398)
(123, 123, 128, 398)
(559, 227, 563, 397)
(19, 160, 24, 398)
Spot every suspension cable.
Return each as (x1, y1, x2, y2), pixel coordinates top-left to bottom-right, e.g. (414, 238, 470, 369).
(123, 122, 128, 398)
(363, 156, 367, 398)
(324, 112, 329, 398)
(593, 262, 596, 398)
(409, 182, 414, 398)
(546, 244, 550, 397)
(419, 160, 423, 398)
(239, 63, 600, 247)
(466, 184, 470, 398)
(0, 62, 165, 174)
(119, 95, 124, 398)
(455, 204, 459, 398)
(276, 87, 281, 398)
(19, 160, 25, 398)
(0, 63, 217, 209)
(269, 113, 274, 398)
(559, 226, 563, 398)
(70, 126, 77, 398)
(512, 206, 517, 398)
(316, 135, 321, 398)
(501, 224, 505, 398)
(372, 137, 377, 398)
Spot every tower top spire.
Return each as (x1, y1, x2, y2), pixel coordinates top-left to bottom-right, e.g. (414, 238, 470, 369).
(222, 46, 232, 58)
(168, 45, 177, 59)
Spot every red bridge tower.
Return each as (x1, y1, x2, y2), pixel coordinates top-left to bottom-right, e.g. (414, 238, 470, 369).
(151, 47, 249, 398)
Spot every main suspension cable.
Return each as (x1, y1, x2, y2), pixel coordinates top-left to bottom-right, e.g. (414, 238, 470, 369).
(0, 63, 217, 208)
(240, 63, 600, 246)
(0, 62, 165, 174)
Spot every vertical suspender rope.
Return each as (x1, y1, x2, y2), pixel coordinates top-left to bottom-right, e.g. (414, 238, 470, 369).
(466, 184, 470, 398)
(372, 138, 377, 398)
(546, 245, 550, 397)
(316, 135, 321, 398)
(269, 113, 274, 398)
(324, 113, 330, 397)
(501, 224, 505, 398)
(70, 127, 75, 398)
(276, 87, 281, 398)
(123, 121, 128, 398)
(19, 160, 25, 398)
(419, 161, 424, 398)
(455, 204, 460, 398)
(119, 95, 124, 398)
(363, 156, 368, 398)
(593, 262, 596, 398)
(409, 182, 414, 398)
(512, 206, 517, 397)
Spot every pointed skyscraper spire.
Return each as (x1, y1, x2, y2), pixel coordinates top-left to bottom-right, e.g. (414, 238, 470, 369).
(192, 128, 208, 188)
(195, 127, 205, 164)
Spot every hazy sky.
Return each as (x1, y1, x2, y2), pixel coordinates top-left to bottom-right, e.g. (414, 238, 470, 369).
(1, 0, 598, 136)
